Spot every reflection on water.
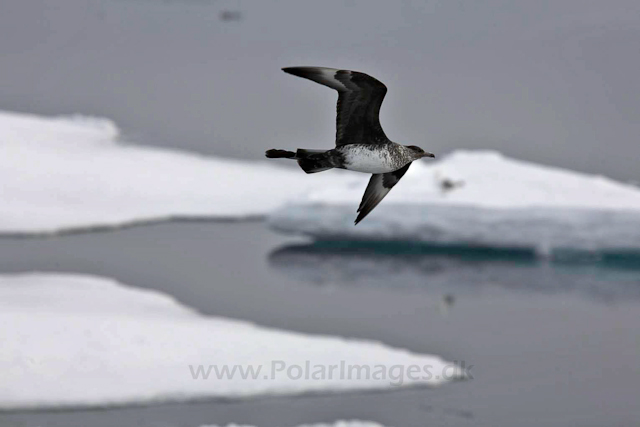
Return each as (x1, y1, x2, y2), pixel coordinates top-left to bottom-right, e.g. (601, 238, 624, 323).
(268, 241, 640, 302)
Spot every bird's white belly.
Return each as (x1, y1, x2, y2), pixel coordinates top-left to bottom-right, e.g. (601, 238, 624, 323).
(342, 147, 399, 173)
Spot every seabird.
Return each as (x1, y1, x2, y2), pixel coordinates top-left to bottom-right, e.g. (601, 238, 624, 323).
(266, 66, 435, 225)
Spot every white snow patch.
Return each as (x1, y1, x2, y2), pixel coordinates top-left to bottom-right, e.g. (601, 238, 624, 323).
(0, 110, 345, 235)
(200, 422, 388, 427)
(269, 151, 640, 252)
(0, 273, 459, 410)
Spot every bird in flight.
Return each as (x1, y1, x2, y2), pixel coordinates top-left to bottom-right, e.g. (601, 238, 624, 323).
(266, 67, 435, 224)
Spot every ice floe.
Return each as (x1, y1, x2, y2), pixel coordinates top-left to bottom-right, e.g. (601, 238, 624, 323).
(0, 273, 460, 410)
(200, 422, 387, 427)
(0, 110, 343, 235)
(269, 151, 640, 253)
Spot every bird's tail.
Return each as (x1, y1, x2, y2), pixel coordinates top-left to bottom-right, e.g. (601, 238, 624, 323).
(265, 148, 334, 174)
(265, 149, 296, 159)
(296, 149, 334, 174)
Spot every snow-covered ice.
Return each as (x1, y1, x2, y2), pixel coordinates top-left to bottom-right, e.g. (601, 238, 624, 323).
(5, 108, 638, 251)
(200, 422, 388, 427)
(269, 151, 640, 253)
(0, 110, 343, 235)
(0, 273, 460, 410)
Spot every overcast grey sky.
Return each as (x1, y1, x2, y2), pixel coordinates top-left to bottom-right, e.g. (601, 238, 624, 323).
(0, 0, 638, 181)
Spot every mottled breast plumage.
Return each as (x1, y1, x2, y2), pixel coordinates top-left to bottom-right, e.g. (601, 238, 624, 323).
(337, 143, 412, 174)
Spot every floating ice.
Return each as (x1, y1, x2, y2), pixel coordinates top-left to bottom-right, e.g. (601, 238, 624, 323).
(269, 151, 640, 253)
(0, 273, 459, 410)
(200, 422, 388, 427)
(0, 110, 344, 235)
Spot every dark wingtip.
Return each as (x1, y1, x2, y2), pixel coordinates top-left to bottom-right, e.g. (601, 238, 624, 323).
(282, 67, 310, 78)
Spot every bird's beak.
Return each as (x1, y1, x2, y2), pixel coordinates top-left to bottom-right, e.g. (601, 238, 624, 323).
(422, 152, 435, 158)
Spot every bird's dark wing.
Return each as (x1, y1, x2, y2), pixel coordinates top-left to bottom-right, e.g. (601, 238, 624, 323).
(355, 162, 412, 225)
(282, 66, 388, 147)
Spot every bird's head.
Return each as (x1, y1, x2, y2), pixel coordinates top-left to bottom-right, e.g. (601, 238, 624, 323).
(406, 145, 435, 160)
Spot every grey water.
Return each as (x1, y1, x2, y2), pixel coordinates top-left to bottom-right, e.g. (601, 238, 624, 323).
(1, 222, 639, 427)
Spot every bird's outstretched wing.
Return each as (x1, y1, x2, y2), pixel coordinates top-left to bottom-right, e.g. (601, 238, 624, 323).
(282, 66, 388, 147)
(355, 162, 411, 224)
